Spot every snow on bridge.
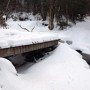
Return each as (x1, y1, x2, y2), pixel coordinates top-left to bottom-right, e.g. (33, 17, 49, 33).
(0, 29, 59, 57)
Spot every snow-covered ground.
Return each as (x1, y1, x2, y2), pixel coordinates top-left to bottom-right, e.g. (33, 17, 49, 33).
(0, 44, 90, 90)
(0, 16, 90, 90)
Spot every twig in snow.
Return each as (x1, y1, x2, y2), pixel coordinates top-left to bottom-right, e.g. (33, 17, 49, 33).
(18, 24, 35, 32)
(18, 24, 30, 32)
(31, 26, 35, 32)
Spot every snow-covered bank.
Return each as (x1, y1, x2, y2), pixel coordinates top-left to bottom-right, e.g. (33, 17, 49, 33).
(54, 19, 90, 54)
(1, 44, 90, 90)
(20, 44, 90, 90)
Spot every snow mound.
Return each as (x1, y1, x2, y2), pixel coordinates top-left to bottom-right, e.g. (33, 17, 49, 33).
(24, 44, 89, 76)
(0, 58, 17, 74)
(0, 58, 31, 90)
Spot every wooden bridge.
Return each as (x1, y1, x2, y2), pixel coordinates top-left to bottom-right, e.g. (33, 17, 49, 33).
(0, 39, 59, 57)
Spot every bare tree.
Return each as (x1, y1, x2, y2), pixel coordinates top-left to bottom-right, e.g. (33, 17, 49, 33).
(48, 0, 55, 30)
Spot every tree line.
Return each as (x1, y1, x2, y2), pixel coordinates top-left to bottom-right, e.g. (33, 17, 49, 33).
(0, 0, 90, 30)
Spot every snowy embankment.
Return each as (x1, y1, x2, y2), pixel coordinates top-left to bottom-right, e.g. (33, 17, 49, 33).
(54, 18, 90, 54)
(0, 44, 90, 90)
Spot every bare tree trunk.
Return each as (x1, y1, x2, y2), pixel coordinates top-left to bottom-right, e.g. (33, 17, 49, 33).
(65, 4, 68, 25)
(48, 1, 54, 30)
(41, 0, 47, 21)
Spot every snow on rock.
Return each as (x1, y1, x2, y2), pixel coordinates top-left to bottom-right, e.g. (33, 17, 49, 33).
(0, 58, 17, 89)
(0, 58, 31, 90)
(0, 58, 17, 74)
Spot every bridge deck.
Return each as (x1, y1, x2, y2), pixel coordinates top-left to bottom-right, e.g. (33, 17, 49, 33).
(0, 40, 59, 57)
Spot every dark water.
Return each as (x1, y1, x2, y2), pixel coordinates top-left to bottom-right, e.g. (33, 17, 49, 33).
(81, 53, 90, 65)
(76, 50, 90, 65)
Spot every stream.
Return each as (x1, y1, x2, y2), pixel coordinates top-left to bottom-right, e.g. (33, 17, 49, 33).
(76, 50, 90, 65)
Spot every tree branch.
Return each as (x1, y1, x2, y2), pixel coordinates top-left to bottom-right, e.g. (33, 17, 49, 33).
(31, 26, 35, 32)
(18, 24, 35, 32)
(18, 24, 30, 32)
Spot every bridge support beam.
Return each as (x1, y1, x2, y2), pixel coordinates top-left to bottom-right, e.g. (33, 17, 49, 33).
(0, 40, 59, 57)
